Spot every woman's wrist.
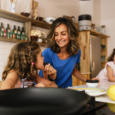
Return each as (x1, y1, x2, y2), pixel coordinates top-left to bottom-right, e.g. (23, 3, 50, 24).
(50, 73, 56, 80)
(48, 76, 56, 81)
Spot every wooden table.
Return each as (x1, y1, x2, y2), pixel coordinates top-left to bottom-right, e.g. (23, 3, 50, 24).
(68, 85, 115, 104)
(68, 85, 115, 114)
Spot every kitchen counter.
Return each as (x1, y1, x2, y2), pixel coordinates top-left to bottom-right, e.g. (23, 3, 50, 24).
(68, 85, 115, 104)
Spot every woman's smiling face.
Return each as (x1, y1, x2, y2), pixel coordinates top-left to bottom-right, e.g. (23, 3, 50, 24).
(54, 24, 70, 49)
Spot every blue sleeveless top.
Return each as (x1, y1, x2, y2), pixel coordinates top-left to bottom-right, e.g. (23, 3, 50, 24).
(39, 48, 81, 88)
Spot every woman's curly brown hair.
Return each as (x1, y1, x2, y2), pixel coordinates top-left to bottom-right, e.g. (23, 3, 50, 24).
(2, 41, 41, 81)
(47, 17, 80, 56)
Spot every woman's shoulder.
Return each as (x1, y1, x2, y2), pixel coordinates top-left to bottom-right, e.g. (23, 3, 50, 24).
(42, 48, 55, 56)
(73, 49, 81, 57)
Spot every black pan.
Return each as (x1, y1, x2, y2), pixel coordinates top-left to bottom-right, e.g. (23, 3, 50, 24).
(0, 88, 90, 115)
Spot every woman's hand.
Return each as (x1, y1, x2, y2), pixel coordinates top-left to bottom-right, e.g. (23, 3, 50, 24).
(35, 78, 58, 88)
(35, 82, 45, 87)
(44, 64, 56, 80)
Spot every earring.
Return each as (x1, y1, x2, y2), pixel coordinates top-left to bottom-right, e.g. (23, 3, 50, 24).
(32, 62, 35, 66)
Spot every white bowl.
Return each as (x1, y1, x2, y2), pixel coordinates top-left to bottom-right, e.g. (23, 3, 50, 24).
(86, 82, 98, 88)
(44, 17, 55, 24)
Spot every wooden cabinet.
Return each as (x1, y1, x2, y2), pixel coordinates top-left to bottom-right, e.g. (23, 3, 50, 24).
(72, 74, 90, 86)
(0, 9, 50, 43)
(80, 30, 108, 71)
(100, 37, 107, 68)
(72, 30, 109, 86)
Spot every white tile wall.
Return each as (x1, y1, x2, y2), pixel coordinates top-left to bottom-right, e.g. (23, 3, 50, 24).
(0, 18, 24, 81)
(0, 42, 15, 81)
(0, 0, 32, 14)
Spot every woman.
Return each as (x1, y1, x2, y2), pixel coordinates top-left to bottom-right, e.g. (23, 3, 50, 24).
(39, 17, 86, 88)
(93, 48, 115, 89)
(0, 41, 57, 90)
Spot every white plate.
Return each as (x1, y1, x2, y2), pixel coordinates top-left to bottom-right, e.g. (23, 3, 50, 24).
(68, 87, 106, 97)
(85, 89, 106, 96)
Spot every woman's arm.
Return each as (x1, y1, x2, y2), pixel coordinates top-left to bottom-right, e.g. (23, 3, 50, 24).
(0, 70, 19, 90)
(72, 67, 87, 82)
(92, 77, 99, 81)
(106, 65, 115, 82)
(35, 75, 58, 88)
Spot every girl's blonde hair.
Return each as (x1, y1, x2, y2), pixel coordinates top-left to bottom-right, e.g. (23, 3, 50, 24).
(2, 41, 41, 81)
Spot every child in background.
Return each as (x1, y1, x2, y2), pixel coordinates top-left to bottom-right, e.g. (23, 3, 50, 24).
(0, 41, 57, 90)
(93, 48, 115, 89)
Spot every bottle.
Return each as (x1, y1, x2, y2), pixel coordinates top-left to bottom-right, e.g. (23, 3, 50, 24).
(21, 27, 26, 40)
(0, 25, 1, 36)
(12, 25, 17, 39)
(0, 22, 4, 37)
(17, 26, 21, 40)
(101, 25, 106, 34)
(6, 24, 11, 39)
(4, 28, 7, 37)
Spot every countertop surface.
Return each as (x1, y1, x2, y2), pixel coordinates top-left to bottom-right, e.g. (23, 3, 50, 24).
(68, 85, 115, 104)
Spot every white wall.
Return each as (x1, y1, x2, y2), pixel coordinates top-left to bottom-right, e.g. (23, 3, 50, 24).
(79, 0, 93, 15)
(0, 18, 24, 80)
(79, 0, 101, 25)
(0, 0, 80, 19)
(37, 0, 80, 18)
(93, 0, 101, 26)
(0, 42, 16, 81)
(100, 0, 115, 56)
(0, 0, 32, 13)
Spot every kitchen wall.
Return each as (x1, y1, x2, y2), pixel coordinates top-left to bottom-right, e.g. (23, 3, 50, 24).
(93, 0, 101, 26)
(36, 0, 80, 19)
(0, 0, 32, 13)
(79, 0, 101, 25)
(100, 0, 115, 56)
(0, 42, 15, 81)
(0, 18, 24, 81)
(0, 0, 80, 19)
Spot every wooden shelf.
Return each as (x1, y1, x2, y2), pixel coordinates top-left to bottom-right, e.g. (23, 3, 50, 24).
(0, 9, 31, 23)
(31, 20, 51, 29)
(0, 9, 51, 43)
(90, 30, 109, 38)
(0, 9, 51, 29)
(0, 37, 27, 43)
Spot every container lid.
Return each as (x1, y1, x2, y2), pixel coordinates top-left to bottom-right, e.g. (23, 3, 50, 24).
(78, 14, 92, 21)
